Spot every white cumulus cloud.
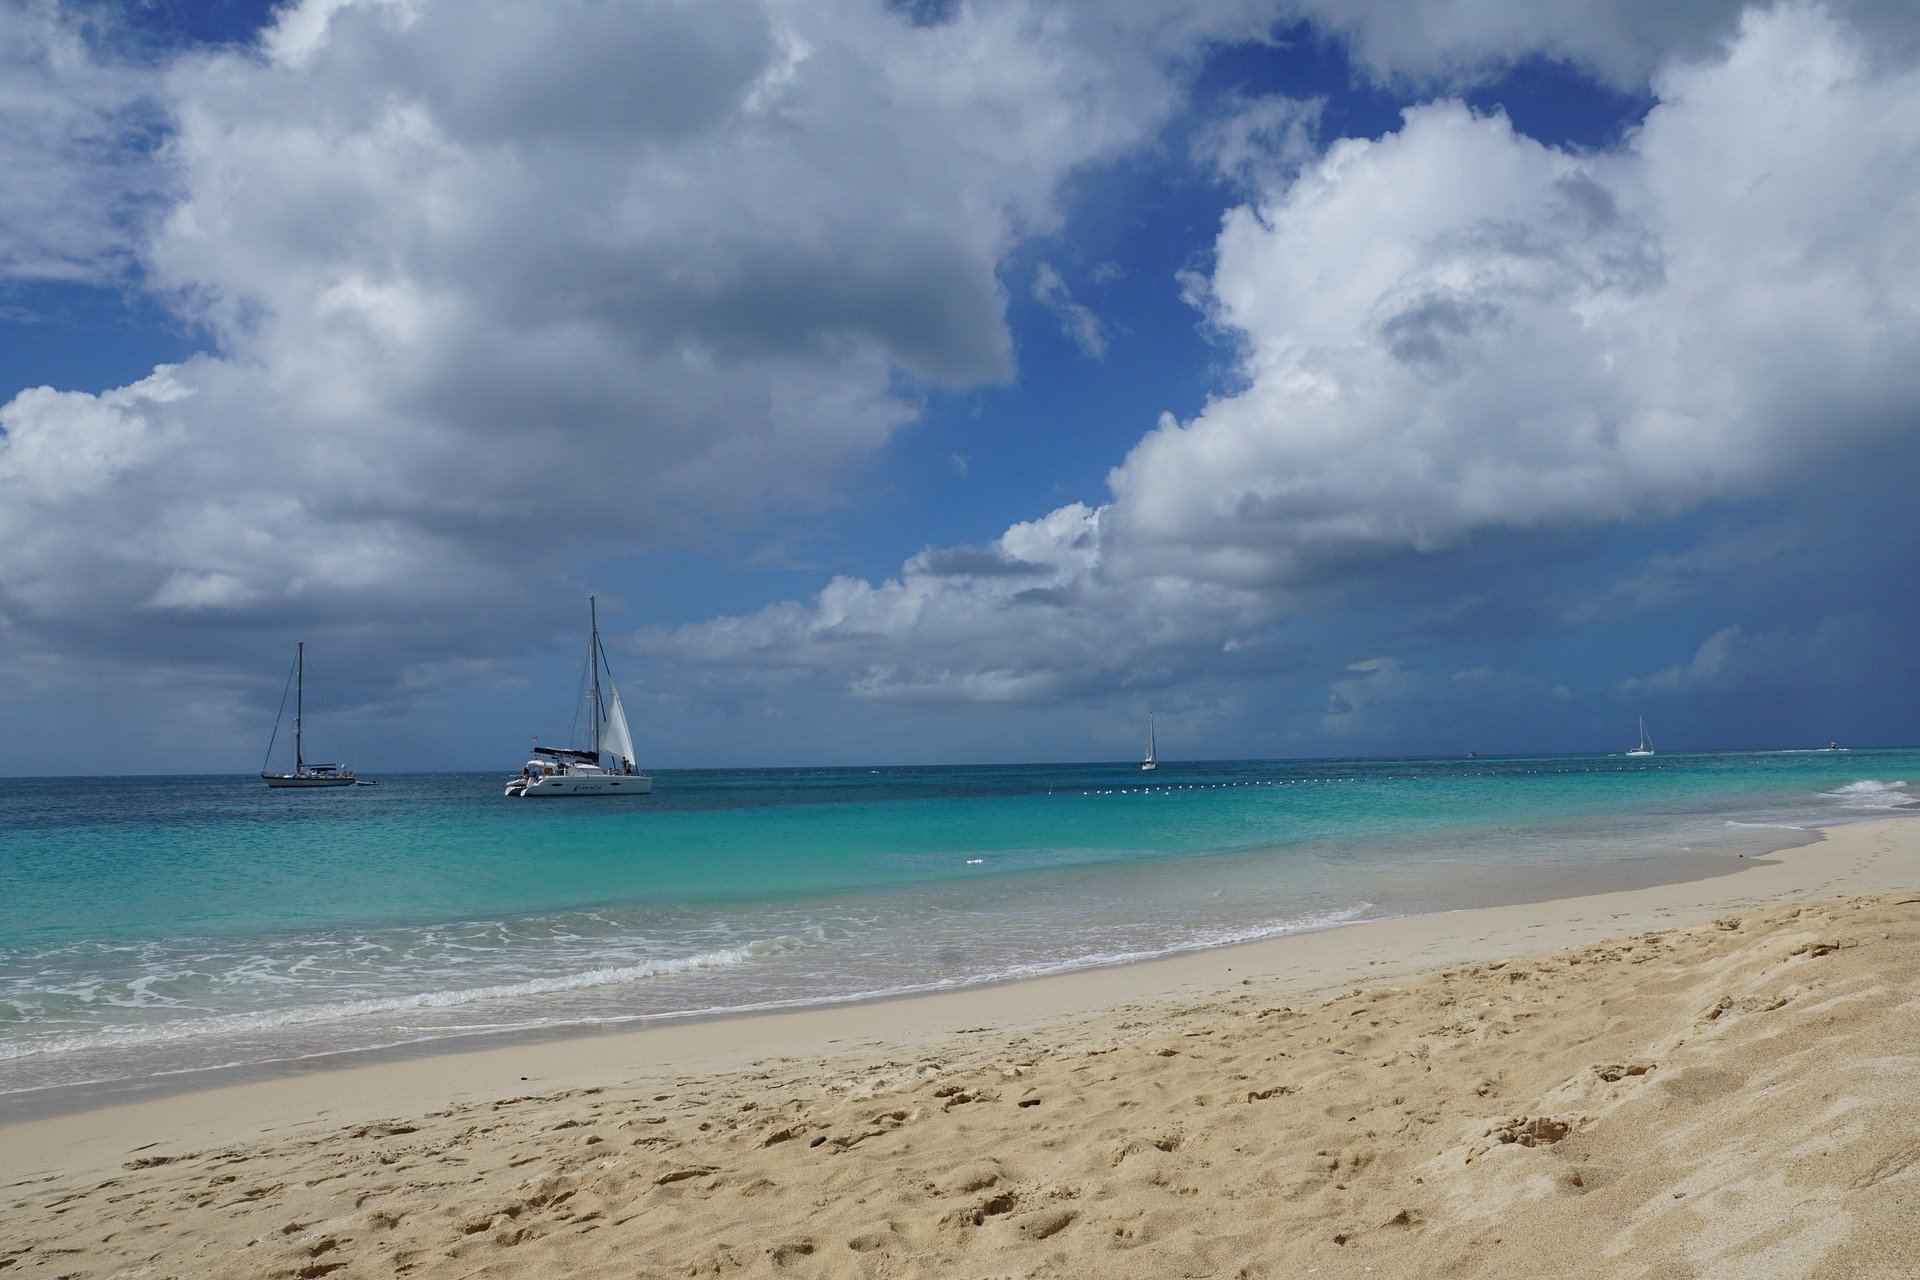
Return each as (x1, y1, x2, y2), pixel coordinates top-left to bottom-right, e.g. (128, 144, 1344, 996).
(1282, 0, 1920, 88)
(0, 0, 1269, 680)
(660, 6, 1920, 720)
(0, 1, 160, 283)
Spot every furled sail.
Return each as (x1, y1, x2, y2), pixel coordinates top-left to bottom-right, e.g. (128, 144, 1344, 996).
(600, 684, 636, 765)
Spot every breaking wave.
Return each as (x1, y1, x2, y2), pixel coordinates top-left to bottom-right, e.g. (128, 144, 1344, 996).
(1821, 780, 1911, 810)
(0, 936, 798, 1063)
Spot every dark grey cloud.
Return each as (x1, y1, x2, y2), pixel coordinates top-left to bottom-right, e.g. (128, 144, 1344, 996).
(908, 545, 1054, 579)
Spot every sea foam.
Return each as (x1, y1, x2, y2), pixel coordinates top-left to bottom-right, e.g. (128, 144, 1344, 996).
(1822, 780, 1911, 809)
(0, 936, 798, 1063)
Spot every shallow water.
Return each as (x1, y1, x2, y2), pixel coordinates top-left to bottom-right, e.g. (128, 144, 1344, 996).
(2, 750, 1914, 1097)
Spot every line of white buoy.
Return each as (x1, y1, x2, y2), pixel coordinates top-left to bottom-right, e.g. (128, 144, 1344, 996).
(1071, 777, 1364, 795)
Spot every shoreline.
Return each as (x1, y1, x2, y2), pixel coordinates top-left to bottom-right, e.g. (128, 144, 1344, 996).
(4, 814, 1914, 1184)
(0, 828, 1771, 1120)
(0, 814, 1816, 1120)
(6, 758, 1902, 1120)
(0, 806, 1842, 1121)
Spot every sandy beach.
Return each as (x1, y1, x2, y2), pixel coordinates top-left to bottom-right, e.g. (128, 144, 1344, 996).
(5, 816, 1918, 1278)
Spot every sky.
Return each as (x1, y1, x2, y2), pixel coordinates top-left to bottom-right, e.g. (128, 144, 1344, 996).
(1, 0, 1917, 774)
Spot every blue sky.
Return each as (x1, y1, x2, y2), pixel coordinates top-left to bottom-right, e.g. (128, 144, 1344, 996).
(1, 0, 1916, 773)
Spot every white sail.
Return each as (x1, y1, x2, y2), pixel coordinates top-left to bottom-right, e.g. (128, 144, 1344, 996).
(600, 683, 636, 765)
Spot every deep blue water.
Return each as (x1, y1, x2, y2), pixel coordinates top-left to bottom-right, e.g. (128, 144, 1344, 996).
(1, 750, 1914, 1096)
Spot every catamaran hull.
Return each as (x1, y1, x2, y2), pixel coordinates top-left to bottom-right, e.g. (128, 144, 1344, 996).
(262, 773, 358, 788)
(506, 774, 653, 797)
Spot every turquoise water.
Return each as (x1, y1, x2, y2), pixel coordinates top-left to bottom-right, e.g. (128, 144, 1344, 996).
(1, 750, 1914, 1098)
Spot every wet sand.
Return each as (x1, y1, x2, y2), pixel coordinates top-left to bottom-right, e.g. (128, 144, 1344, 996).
(4, 816, 1917, 1278)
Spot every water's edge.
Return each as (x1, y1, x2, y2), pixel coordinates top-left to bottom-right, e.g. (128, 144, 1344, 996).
(0, 818, 1839, 1123)
(5, 755, 1912, 1109)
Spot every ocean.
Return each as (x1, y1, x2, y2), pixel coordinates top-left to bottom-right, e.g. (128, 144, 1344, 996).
(2, 750, 1915, 1103)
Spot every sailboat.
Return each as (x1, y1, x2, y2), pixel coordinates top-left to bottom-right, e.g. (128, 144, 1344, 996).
(1624, 716, 1655, 757)
(1141, 713, 1158, 771)
(504, 597, 652, 797)
(261, 642, 360, 788)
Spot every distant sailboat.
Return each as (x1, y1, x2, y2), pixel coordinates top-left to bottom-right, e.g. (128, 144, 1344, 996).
(261, 643, 360, 788)
(1625, 716, 1655, 757)
(1141, 713, 1158, 771)
(505, 597, 652, 797)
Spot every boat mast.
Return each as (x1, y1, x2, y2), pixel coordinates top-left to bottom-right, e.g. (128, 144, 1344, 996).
(295, 641, 304, 774)
(589, 597, 603, 758)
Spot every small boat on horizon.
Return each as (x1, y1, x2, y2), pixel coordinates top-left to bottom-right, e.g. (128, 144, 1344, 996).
(1625, 716, 1655, 757)
(261, 642, 363, 788)
(1141, 713, 1157, 772)
(505, 597, 652, 798)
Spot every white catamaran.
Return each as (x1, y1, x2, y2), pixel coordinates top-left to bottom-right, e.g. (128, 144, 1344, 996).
(1141, 713, 1158, 771)
(1625, 716, 1655, 757)
(261, 642, 361, 788)
(505, 597, 652, 797)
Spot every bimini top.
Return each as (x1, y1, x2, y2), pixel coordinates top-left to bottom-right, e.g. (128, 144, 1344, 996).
(533, 746, 599, 763)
